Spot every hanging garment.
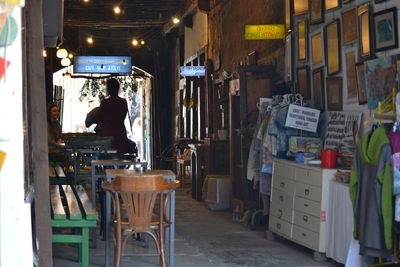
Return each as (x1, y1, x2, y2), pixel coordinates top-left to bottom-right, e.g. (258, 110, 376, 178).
(350, 126, 393, 257)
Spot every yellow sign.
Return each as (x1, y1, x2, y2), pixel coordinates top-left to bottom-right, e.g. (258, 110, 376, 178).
(245, 24, 285, 40)
(0, 151, 6, 172)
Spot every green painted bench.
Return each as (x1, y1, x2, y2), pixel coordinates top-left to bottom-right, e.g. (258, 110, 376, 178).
(50, 185, 98, 267)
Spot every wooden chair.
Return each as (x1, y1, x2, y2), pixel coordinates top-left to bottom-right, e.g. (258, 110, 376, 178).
(103, 175, 179, 267)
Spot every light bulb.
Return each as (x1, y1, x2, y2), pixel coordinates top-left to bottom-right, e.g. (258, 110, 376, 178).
(132, 39, 138, 46)
(86, 37, 93, 44)
(114, 6, 121, 14)
(61, 58, 71, 67)
(56, 48, 68, 58)
(141, 40, 145, 45)
(172, 17, 180, 24)
(68, 53, 73, 59)
(43, 50, 47, 57)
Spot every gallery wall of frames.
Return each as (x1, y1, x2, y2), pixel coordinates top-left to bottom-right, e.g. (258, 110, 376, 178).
(288, 0, 400, 115)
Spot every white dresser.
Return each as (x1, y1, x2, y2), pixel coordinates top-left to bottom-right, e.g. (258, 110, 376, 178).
(268, 159, 336, 254)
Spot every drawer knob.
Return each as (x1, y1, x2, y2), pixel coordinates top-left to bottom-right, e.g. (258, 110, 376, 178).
(280, 182, 285, 188)
(303, 215, 308, 222)
(305, 189, 310, 196)
(279, 195, 284, 202)
(277, 223, 281, 229)
(302, 233, 307, 237)
(304, 203, 309, 207)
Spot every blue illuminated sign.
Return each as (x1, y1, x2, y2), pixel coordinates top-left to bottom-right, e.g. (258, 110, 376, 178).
(73, 56, 132, 74)
(180, 66, 205, 76)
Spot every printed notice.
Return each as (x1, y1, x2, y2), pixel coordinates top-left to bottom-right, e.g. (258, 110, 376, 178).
(285, 104, 320, 133)
(324, 111, 362, 153)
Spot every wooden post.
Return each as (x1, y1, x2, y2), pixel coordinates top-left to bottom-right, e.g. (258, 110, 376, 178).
(25, 0, 53, 266)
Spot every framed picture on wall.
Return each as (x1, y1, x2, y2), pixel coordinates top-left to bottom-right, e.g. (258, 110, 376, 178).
(311, 32, 324, 65)
(326, 77, 343, 111)
(297, 66, 311, 99)
(342, 8, 358, 44)
(355, 62, 367, 104)
(325, 19, 341, 75)
(294, 0, 309, 16)
(312, 68, 325, 110)
(358, 3, 373, 59)
(297, 18, 308, 62)
(310, 0, 324, 25)
(345, 52, 358, 102)
(373, 7, 398, 52)
(325, 0, 340, 11)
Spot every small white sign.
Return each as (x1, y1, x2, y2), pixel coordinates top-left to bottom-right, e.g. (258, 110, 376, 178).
(285, 104, 320, 133)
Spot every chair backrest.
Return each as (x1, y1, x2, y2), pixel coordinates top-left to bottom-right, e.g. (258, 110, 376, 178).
(104, 175, 179, 232)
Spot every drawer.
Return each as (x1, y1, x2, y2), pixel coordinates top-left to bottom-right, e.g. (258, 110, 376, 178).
(269, 216, 292, 238)
(271, 188, 294, 210)
(295, 168, 322, 187)
(273, 162, 295, 180)
(273, 175, 296, 196)
(296, 182, 321, 202)
(293, 211, 320, 233)
(294, 196, 320, 217)
(292, 225, 319, 251)
(270, 202, 293, 223)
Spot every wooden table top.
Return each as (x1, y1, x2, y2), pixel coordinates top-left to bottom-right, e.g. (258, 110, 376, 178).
(105, 169, 176, 178)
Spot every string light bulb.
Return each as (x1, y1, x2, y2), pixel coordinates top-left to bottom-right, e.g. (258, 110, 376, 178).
(68, 53, 73, 59)
(140, 40, 145, 45)
(86, 37, 93, 45)
(42, 50, 47, 57)
(172, 17, 180, 24)
(132, 39, 138, 46)
(113, 6, 121, 14)
(56, 48, 68, 58)
(83, 0, 89, 2)
(61, 58, 71, 67)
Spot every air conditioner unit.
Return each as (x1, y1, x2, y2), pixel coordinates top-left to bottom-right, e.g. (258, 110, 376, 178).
(205, 176, 231, 211)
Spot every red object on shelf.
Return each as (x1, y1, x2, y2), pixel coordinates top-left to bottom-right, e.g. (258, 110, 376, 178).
(321, 150, 338, 169)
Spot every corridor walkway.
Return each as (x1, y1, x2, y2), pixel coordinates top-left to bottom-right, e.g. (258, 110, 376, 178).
(54, 188, 342, 267)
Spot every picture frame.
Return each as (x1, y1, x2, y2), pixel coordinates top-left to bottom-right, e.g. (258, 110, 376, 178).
(326, 77, 343, 111)
(325, 0, 340, 11)
(343, 0, 353, 3)
(297, 66, 311, 99)
(311, 31, 324, 66)
(312, 67, 325, 110)
(373, 7, 398, 52)
(325, 19, 341, 76)
(285, 0, 291, 31)
(355, 62, 367, 104)
(345, 52, 358, 102)
(294, 0, 309, 16)
(297, 18, 308, 62)
(310, 0, 324, 25)
(342, 8, 358, 44)
(358, 3, 373, 59)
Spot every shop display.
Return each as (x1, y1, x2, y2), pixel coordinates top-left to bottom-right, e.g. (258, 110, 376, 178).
(342, 8, 358, 44)
(296, 66, 310, 99)
(311, 32, 324, 66)
(326, 77, 343, 111)
(312, 67, 325, 110)
(373, 7, 398, 52)
(358, 3, 373, 59)
(325, 19, 341, 75)
(297, 18, 308, 62)
(310, 0, 324, 25)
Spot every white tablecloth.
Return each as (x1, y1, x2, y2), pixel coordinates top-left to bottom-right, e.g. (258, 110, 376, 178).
(326, 180, 354, 264)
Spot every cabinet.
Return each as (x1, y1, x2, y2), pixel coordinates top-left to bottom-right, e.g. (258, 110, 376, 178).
(269, 159, 336, 254)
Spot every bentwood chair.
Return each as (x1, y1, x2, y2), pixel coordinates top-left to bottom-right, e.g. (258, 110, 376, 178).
(102, 175, 179, 267)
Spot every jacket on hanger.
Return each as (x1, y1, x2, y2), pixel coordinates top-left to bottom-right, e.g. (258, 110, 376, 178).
(350, 126, 393, 257)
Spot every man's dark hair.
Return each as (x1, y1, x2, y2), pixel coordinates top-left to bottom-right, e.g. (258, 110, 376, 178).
(106, 78, 120, 96)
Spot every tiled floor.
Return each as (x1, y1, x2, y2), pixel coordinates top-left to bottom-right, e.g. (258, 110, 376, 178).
(53, 188, 343, 267)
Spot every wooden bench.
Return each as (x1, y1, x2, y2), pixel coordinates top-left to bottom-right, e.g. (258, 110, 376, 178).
(50, 185, 98, 267)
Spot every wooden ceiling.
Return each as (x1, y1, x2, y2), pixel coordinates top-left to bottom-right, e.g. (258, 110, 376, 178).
(62, 0, 187, 56)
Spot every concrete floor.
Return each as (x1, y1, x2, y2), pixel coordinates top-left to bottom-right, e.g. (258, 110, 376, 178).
(53, 188, 343, 267)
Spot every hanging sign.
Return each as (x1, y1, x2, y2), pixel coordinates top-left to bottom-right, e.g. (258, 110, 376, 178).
(245, 24, 286, 40)
(180, 66, 205, 76)
(74, 56, 132, 74)
(285, 104, 320, 133)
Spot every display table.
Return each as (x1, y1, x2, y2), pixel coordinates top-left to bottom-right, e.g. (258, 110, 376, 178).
(326, 180, 353, 264)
